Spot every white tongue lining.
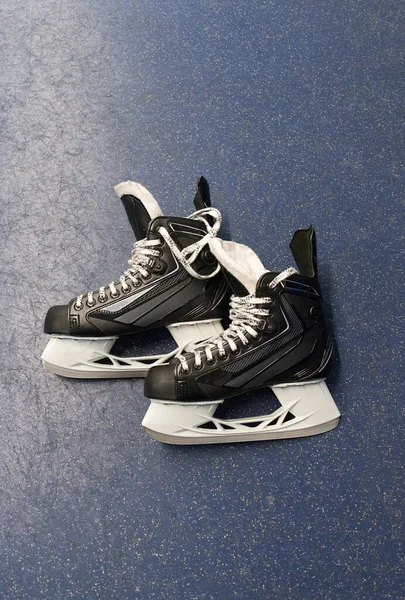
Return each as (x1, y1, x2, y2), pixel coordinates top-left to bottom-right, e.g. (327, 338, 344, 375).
(114, 181, 163, 220)
(208, 238, 268, 294)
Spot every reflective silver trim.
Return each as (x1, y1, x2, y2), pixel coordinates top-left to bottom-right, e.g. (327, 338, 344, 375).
(102, 285, 158, 313)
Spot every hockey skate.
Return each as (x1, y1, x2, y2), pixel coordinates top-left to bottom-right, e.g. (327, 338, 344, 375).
(142, 226, 340, 444)
(42, 177, 229, 378)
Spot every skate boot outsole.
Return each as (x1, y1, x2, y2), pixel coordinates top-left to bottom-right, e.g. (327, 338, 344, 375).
(142, 380, 341, 445)
(41, 319, 224, 379)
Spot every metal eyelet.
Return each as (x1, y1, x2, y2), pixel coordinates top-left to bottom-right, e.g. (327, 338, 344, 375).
(110, 291, 119, 299)
(143, 272, 152, 280)
(267, 294, 275, 304)
(134, 279, 142, 287)
(98, 295, 107, 303)
(122, 285, 131, 294)
(155, 263, 162, 271)
(206, 358, 215, 366)
(219, 352, 228, 361)
(231, 346, 240, 355)
(193, 362, 203, 370)
(74, 303, 83, 311)
(181, 365, 190, 374)
(202, 248, 217, 266)
(86, 300, 96, 307)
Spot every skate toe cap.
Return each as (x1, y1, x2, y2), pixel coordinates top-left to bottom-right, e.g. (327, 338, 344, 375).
(44, 305, 70, 335)
(144, 364, 177, 401)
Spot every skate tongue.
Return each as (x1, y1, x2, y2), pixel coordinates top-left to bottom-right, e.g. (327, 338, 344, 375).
(114, 181, 163, 240)
(193, 176, 211, 210)
(208, 238, 267, 296)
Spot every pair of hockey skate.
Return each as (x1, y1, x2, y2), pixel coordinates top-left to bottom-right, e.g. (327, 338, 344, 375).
(42, 178, 340, 444)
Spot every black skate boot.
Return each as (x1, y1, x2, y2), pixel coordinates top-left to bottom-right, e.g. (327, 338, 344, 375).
(143, 225, 340, 444)
(42, 178, 230, 378)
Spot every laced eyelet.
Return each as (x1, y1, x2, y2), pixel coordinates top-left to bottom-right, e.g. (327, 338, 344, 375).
(122, 285, 131, 294)
(231, 346, 240, 355)
(98, 295, 107, 303)
(155, 263, 162, 271)
(219, 352, 228, 361)
(143, 272, 152, 280)
(110, 291, 120, 299)
(242, 341, 251, 349)
(193, 362, 203, 370)
(267, 294, 275, 304)
(206, 357, 215, 366)
(86, 300, 96, 307)
(181, 365, 190, 374)
(74, 303, 83, 311)
(134, 279, 142, 287)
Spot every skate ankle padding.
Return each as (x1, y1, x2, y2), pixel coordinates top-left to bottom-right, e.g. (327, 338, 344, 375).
(209, 238, 267, 295)
(289, 225, 317, 278)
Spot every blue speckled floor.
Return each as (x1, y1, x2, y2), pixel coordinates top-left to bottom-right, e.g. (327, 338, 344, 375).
(1, 1, 404, 598)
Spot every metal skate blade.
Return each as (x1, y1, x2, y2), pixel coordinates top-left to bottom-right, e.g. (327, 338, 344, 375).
(42, 360, 150, 379)
(41, 319, 224, 380)
(143, 419, 340, 445)
(142, 380, 341, 444)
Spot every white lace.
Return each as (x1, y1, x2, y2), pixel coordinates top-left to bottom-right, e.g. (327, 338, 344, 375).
(158, 207, 221, 280)
(75, 207, 222, 309)
(178, 267, 297, 373)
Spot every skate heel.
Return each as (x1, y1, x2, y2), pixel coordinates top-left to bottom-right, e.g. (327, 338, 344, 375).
(166, 318, 224, 351)
(271, 379, 340, 436)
